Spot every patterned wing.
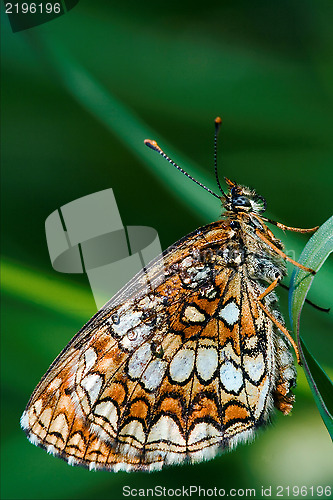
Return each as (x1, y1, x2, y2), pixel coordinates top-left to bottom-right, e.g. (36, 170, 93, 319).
(21, 221, 296, 471)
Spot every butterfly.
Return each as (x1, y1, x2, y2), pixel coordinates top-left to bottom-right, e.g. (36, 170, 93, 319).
(21, 117, 318, 472)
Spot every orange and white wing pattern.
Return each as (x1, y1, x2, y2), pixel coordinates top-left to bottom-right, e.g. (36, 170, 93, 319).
(21, 220, 297, 471)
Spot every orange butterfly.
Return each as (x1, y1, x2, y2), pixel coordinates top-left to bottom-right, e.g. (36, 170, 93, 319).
(21, 118, 317, 472)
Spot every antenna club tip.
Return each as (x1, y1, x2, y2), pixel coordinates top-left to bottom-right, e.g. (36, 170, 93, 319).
(144, 139, 161, 152)
(215, 116, 222, 125)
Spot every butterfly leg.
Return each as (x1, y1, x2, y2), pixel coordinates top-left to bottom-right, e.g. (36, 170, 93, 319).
(255, 229, 316, 275)
(256, 277, 301, 365)
(274, 222, 319, 233)
(256, 213, 319, 233)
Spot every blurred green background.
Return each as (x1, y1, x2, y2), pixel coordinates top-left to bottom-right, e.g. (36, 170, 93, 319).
(1, 1, 333, 499)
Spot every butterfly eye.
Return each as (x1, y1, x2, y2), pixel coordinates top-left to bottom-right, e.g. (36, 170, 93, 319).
(232, 196, 252, 209)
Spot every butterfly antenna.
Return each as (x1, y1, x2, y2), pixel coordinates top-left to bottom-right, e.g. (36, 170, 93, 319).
(214, 117, 227, 198)
(144, 139, 221, 199)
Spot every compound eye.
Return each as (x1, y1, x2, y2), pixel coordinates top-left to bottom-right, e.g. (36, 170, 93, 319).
(232, 196, 252, 208)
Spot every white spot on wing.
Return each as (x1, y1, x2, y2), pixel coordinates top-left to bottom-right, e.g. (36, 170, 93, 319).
(127, 343, 152, 379)
(81, 373, 103, 405)
(39, 408, 53, 428)
(83, 348, 97, 376)
(220, 342, 240, 364)
(244, 352, 265, 382)
(120, 420, 146, 444)
(120, 323, 152, 351)
(169, 348, 195, 383)
(188, 422, 220, 445)
(94, 400, 118, 428)
(220, 361, 243, 393)
(139, 294, 163, 309)
(254, 376, 271, 418)
(48, 377, 62, 391)
(186, 266, 211, 286)
(33, 399, 43, 415)
(180, 256, 193, 269)
(219, 301, 240, 326)
(244, 336, 258, 350)
(110, 310, 142, 337)
(148, 415, 186, 446)
(183, 305, 206, 323)
(196, 348, 218, 382)
(91, 423, 113, 444)
(49, 413, 68, 437)
(141, 358, 167, 391)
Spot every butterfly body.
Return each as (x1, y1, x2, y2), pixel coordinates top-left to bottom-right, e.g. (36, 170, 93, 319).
(21, 177, 301, 472)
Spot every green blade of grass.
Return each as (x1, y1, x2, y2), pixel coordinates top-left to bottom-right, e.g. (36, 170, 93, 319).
(289, 216, 333, 440)
(1, 257, 95, 320)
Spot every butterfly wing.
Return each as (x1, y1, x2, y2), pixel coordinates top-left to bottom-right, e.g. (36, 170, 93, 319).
(21, 221, 295, 471)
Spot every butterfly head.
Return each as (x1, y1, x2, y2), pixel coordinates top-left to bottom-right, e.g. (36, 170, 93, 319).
(224, 178, 267, 215)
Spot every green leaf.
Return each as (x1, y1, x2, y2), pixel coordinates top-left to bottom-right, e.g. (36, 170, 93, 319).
(289, 216, 333, 440)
